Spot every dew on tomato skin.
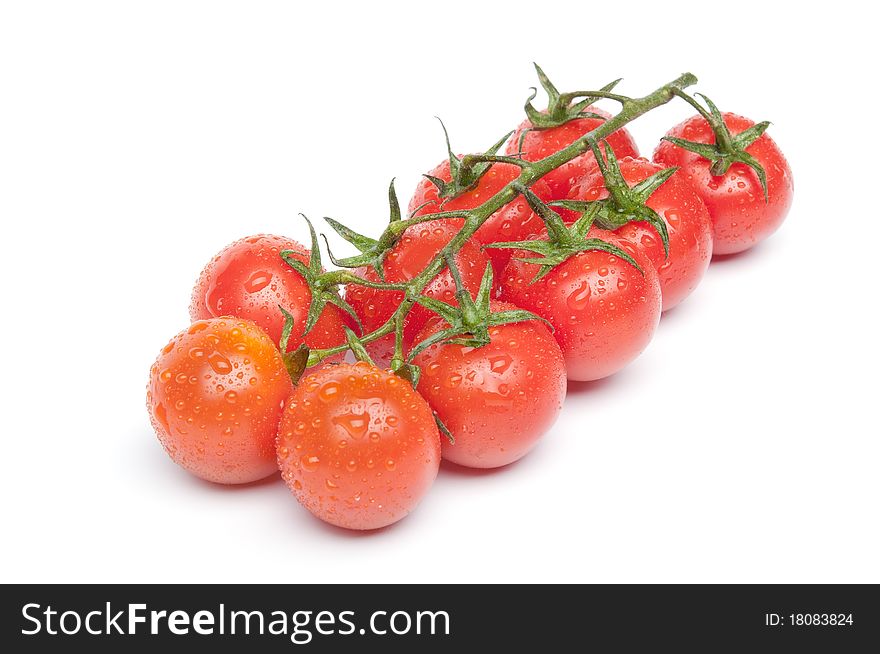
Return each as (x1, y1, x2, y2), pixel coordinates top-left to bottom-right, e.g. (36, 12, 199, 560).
(567, 281, 592, 311)
(488, 353, 513, 375)
(301, 455, 320, 472)
(292, 479, 302, 490)
(153, 403, 170, 432)
(318, 381, 341, 402)
(207, 352, 233, 375)
(332, 412, 369, 439)
(443, 373, 463, 389)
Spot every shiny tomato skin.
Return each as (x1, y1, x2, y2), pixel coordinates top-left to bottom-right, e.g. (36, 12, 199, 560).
(190, 234, 352, 354)
(412, 302, 566, 468)
(653, 112, 793, 255)
(276, 361, 441, 530)
(571, 157, 713, 311)
(408, 160, 553, 274)
(346, 219, 490, 366)
(500, 230, 661, 381)
(505, 107, 639, 200)
(147, 318, 292, 484)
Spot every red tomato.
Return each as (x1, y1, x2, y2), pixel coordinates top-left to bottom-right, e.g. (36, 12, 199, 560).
(147, 318, 292, 484)
(653, 113, 793, 255)
(500, 230, 661, 381)
(276, 361, 441, 530)
(571, 157, 713, 311)
(408, 160, 552, 275)
(411, 302, 566, 468)
(190, 234, 352, 354)
(505, 107, 639, 200)
(346, 220, 490, 366)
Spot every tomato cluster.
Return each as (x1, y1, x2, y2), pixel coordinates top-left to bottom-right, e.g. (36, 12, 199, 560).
(147, 68, 792, 531)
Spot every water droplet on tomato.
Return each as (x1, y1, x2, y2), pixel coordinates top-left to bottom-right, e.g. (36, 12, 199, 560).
(244, 270, 272, 294)
(332, 412, 369, 438)
(189, 347, 206, 360)
(319, 381, 341, 402)
(567, 281, 591, 311)
(301, 455, 320, 472)
(204, 351, 230, 374)
(489, 353, 513, 374)
(153, 403, 169, 432)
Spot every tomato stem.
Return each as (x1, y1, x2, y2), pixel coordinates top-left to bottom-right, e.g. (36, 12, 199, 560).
(304, 72, 698, 365)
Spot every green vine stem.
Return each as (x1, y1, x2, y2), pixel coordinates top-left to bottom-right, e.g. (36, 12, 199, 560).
(303, 72, 698, 368)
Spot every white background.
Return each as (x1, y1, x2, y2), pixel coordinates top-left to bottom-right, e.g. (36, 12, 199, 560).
(1, 1, 877, 584)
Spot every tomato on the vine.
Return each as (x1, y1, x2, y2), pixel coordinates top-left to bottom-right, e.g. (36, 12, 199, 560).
(411, 302, 566, 468)
(653, 112, 793, 255)
(571, 157, 713, 311)
(190, 234, 353, 354)
(500, 229, 661, 382)
(276, 361, 441, 530)
(408, 160, 552, 275)
(346, 219, 490, 366)
(147, 318, 292, 484)
(505, 106, 639, 200)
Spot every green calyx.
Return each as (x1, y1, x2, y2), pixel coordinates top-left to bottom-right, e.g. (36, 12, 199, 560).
(665, 90, 770, 201)
(322, 179, 406, 280)
(281, 71, 700, 373)
(408, 259, 550, 361)
(279, 214, 363, 339)
(551, 142, 673, 257)
(423, 119, 515, 202)
(487, 184, 643, 282)
(522, 63, 623, 131)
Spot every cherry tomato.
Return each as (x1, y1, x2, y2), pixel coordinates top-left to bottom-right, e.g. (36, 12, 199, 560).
(505, 107, 639, 200)
(411, 302, 566, 468)
(500, 230, 661, 381)
(408, 160, 552, 274)
(147, 318, 292, 484)
(276, 361, 441, 530)
(346, 219, 490, 366)
(571, 157, 713, 311)
(653, 112, 793, 255)
(190, 234, 352, 354)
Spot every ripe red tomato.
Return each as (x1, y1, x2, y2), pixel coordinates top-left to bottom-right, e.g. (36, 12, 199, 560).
(571, 157, 713, 311)
(147, 318, 292, 484)
(276, 361, 441, 530)
(346, 219, 490, 366)
(408, 160, 552, 275)
(411, 302, 566, 468)
(653, 113, 793, 255)
(190, 234, 352, 354)
(505, 107, 639, 200)
(500, 230, 661, 381)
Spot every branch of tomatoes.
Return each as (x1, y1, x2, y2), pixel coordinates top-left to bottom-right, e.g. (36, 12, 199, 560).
(281, 71, 700, 382)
